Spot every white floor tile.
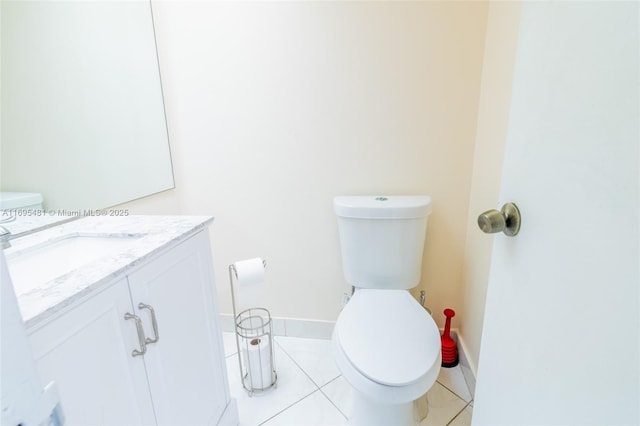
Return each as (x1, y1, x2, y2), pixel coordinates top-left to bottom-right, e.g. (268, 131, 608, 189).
(228, 335, 472, 426)
(219, 314, 236, 333)
(437, 365, 472, 402)
(223, 332, 239, 358)
(276, 336, 340, 387)
(448, 403, 473, 426)
(319, 376, 352, 419)
(419, 382, 468, 426)
(261, 390, 348, 426)
(323, 376, 468, 426)
(226, 343, 318, 426)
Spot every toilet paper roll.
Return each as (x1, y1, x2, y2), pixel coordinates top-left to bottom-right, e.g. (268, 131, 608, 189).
(241, 337, 273, 389)
(233, 257, 265, 311)
(234, 258, 265, 287)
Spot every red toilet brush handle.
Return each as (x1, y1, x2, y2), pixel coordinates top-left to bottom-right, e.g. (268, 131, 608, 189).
(443, 308, 455, 340)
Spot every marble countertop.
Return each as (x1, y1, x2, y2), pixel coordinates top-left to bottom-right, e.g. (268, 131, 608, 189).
(4, 215, 214, 329)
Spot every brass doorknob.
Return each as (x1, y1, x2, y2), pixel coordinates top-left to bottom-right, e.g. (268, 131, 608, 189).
(478, 203, 521, 236)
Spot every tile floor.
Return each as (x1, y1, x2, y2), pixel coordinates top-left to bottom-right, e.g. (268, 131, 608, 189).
(222, 333, 474, 426)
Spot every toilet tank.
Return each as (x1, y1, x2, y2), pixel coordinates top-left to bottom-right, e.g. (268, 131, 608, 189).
(334, 195, 432, 290)
(0, 192, 44, 211)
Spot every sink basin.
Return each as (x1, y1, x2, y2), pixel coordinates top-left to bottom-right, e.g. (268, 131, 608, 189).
(6, 233, 144, 294)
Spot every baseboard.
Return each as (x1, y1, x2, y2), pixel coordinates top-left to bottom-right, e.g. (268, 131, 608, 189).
(447, 328, 477, 399)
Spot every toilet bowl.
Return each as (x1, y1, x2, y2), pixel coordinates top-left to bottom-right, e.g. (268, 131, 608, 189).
(332, 195, 440, 425)
(332, 289, 441, 425)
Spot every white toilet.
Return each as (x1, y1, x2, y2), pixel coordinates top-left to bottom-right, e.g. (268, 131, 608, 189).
(0, 192, 44, 211)
(332, 195, 441, 426)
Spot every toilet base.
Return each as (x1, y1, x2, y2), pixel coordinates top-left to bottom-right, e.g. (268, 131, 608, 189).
(349, 392, 415, 426)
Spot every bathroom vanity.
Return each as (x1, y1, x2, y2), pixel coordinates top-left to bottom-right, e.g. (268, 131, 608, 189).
(4, 216, 236, 425)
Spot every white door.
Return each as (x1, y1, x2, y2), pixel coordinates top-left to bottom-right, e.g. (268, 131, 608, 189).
(127, 231, 230, 425)
(473, 2, 639, 425)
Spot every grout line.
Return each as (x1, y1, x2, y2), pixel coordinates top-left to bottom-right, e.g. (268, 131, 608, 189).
(272, 338, 348, 423)
(273, 336, 331, 390)
(253, 338, 318, 425)
(318, 376, 350, 421)
(445, 400, 473, 426)
(435, 378, 472, 404)
(257, 389, 320, 426)
(273, 337, 325, 389)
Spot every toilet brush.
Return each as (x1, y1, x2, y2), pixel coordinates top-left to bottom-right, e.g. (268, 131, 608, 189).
(441, 308, 459, 368)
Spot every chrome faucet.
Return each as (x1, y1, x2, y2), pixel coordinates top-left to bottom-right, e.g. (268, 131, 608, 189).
(0, 225, 11, 249)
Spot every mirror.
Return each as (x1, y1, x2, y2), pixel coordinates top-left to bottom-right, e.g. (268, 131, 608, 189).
(1, 0, 175, 211)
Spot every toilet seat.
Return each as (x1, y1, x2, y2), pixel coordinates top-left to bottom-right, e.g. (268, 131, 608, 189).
(335, 289, 441, 387)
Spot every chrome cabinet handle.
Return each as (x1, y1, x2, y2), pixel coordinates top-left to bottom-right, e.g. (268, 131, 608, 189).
(138, 303, 159, 345)
(124, 312, 147, 357)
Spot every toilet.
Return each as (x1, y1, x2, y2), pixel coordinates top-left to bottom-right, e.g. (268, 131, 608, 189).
(0, 192, 44, 211)
(332, 195, 441, 426)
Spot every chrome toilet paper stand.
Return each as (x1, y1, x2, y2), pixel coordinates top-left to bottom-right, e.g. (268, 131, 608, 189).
(229, 260, 278, 396)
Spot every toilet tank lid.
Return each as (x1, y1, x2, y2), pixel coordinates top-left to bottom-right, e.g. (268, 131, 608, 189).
(0, 192, 43, 209)
(334, 195, 432, 219)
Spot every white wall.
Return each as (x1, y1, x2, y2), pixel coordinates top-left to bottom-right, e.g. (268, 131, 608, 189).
(125, 1, 490, 324)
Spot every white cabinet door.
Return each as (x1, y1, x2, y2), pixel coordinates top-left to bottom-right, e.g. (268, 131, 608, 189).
(28, 279, 156, 426)
(128, 230, 230, 425)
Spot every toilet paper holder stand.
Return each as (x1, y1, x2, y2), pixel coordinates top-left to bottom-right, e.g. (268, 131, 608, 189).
(229, 260, 278, 395)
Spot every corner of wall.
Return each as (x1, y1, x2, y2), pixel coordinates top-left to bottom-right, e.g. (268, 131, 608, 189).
(458, 0, 522, 374)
